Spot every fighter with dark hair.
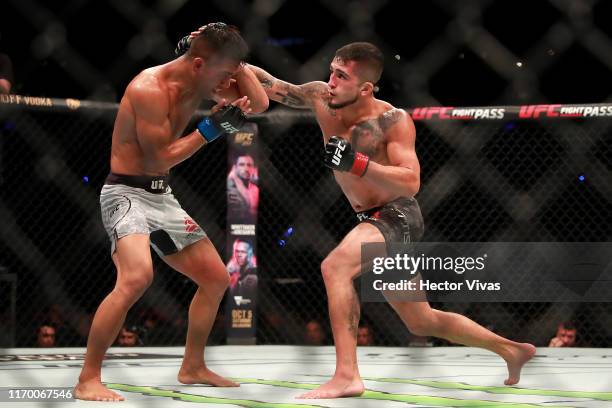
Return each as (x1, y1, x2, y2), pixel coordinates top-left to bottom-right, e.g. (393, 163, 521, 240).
(246, 41, 535, 398)
(75, 23, 268, 401)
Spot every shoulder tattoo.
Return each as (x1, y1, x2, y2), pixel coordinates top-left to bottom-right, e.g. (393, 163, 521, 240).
(379, 108, 404, 132)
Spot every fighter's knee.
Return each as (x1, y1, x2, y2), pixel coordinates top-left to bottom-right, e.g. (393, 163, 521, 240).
(116, 270, 153, 300)
(194, 271, 230, 300)
(211, 273, 230, 295)
(191, 267, 230, 291)
(406, 312, 439, 337)
(407, 320, 432, 337)
(321, 256, 338, 282)
(321, 254, 351, 284)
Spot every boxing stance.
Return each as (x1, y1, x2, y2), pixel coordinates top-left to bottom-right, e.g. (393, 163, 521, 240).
(247, 42, 536, 399)
(75, 23, 268, 401)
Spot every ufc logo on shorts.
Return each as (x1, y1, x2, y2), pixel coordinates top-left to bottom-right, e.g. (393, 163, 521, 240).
(332, 142, 346, 165)
(220, 121, 239, 133)
(150, 180, 165, 190)
(356, 213, 369, 222)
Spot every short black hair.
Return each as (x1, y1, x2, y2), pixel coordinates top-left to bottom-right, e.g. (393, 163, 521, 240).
(334, 42, 384, 84)
(560, 321, 576, 331)
(38, 323, 56, 330)
(235, 153, 255, 164)
(189, 22, 248, 63)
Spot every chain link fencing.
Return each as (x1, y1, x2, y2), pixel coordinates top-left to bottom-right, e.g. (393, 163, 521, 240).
(3, 0, 612, 106)
(2, 0, 612, 350)
(1, 99, 610, 348)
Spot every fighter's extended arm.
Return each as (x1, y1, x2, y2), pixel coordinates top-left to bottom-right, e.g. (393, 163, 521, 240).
(247, 64, 328, 110)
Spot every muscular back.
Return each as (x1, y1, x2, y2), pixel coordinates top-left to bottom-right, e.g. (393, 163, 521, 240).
(110, 66, 201, 176)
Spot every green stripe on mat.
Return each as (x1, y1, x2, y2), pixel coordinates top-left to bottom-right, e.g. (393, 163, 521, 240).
(363, 377, 612, 401)
(106, 383, 326, 408)
(232, 378, 573, 408)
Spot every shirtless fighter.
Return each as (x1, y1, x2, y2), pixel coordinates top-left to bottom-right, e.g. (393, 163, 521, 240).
(247, 42, 536, 398)
(75, 23, 268, 401)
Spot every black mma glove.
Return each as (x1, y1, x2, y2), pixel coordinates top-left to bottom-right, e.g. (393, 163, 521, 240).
(175, 22, 229, 56)
(323, 136, 370, 177)
(196, 105, 246, 143)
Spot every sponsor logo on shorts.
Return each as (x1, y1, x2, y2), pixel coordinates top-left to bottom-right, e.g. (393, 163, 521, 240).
(357, 210, 380, 222)
(357, 213, 368, 221)
(184, 218, 200, 233)
(109, 203, 121, 219)
(150, 180, 166, 190)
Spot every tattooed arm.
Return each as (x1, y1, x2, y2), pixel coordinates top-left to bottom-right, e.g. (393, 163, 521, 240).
(247, 64, 329, 109)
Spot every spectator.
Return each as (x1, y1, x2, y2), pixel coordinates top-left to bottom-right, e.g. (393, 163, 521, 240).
(0, 53, 13, 94)
(259, 308, 303, 344)
(139, 308, 168, 345)
(36, 324, 56, 347)
(117, 326, 141, 347)
(39, 304, 79, 346)
(304, 320, 326, 345)
(357, 324, 374, 346)
(549, 321, 577, 347)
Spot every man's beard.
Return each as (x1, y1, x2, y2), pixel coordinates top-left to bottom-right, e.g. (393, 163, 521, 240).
(238, 174, 250, 186)
(328, 94, 358, 109)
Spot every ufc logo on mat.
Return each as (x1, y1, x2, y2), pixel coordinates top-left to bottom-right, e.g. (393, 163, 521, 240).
(332, 142, 346, 165)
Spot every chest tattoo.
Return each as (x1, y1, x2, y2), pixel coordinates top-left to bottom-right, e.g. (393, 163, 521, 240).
(351, 108, 403, 157)
(350, 120, 384, 157)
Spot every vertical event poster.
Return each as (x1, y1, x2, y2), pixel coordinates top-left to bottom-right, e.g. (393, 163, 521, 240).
(226, 122, 258, 343)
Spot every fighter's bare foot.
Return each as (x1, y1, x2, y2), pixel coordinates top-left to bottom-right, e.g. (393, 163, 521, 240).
(178, 366, 239, 387)
(297, 375, 364, 399)
(504, 342, 536, 385)
(74, 378, 125, 401)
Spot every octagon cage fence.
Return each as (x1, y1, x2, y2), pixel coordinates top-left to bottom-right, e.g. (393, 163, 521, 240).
(0, 96, 611, 350)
